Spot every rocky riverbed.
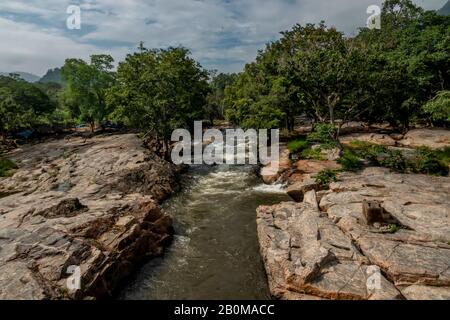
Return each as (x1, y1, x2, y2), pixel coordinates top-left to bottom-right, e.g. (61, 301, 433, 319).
(0, 134, 182, 299)
(257, 129, 450, 300)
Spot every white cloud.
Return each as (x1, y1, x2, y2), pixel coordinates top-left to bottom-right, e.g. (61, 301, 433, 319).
(0, 0, 447, 75)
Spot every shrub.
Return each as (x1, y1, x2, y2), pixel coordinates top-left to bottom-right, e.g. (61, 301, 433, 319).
(0, 158, 17, 177)
(315, 169, 338, 187)
(423, 91, 450, 122)
(348, 140, 373, 150)
(379, 150, 407, 173)
(348, 141, 388, 165)
(337, 150, 364, 171)
(387, 224, 399, 234)
(411, 147, 449, 176)
(435, 147, 450, 167)
(307, 123, 337, 149)
(287, 139, 308, 154)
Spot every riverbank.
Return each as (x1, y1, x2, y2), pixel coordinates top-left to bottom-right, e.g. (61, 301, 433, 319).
(0, 134, 183, 299)
(257, 128, 450, 300)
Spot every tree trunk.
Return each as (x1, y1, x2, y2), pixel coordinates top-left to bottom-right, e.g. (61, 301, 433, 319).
(90, 122, 95, 133)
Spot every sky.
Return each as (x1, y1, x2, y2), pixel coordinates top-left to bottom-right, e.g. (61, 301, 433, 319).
(0, 0, 447, 76)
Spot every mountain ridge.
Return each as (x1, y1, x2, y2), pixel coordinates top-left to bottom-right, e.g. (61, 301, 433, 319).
(439, 0, 450, 15)
(0, 71, 40, 83)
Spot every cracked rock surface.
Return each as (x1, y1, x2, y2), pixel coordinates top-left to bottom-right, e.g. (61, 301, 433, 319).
(0, 134, 181, 300)
(257, 167, 450, 300)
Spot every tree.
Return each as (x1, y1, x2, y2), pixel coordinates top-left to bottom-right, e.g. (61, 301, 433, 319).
(205, 72, 237, 124)
(107, 46, 210, 158)
(224, 0, 450, 132)
(61, 55, 116, 132)
(423, 91, 450, 123)
(0, 76, 55, 140)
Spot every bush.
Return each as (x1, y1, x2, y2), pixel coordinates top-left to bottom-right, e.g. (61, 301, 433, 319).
(348, 141, 388, 165)
(387, 224, 399, 234)
(315, 169, 338, 187)
(379, 150, 407, 173)
(0, 158, 17, 177)
(307, 123, 337, 149)
(287, 139, 308, 154)
(411, 147, 449, 176)
(337, 150, 364, 171)
(423, 91, 450, 122)
(302, 147, 324, 160)
(435, 147, 450, 167)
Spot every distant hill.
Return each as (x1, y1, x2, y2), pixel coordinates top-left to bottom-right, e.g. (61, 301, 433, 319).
(0, 72, 40, 83)
(438, 0, 450, 15)
(39, 68, 64, 85)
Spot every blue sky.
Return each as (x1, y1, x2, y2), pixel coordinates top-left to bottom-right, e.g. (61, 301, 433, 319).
(0, 0, 446, 76)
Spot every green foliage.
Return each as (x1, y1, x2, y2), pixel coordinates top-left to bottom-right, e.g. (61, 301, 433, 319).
(205, 73, 237, 123)
(287, 139, 308, 153)
(337, 150, 364, 171)
(410, 147, 449, 176)
(0, 76, 55, 137)
(301, 147, 324, 160)
(307, 123, 338, 149)
(315, 169, 338, 187)
(387, 224, 399, 234)
(423, 91, 450, 122)
(343, 142, 449, 176)
(61, 54, 116, 132)
(223, 0, 450, 130)
(107, 46, 209, 155)
(0, 158, 17, 177)
(435, 147, 450, 166)
(379, 150, 408, 173)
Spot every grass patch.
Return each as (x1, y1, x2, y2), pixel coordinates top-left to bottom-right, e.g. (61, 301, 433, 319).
(337, 150, 364, 171)
(340, 141, 449, 176)
(409, 147, 449, 176)
(0, 158, 18, 177)
(302, 147, 324, 160)
(287, 139, 308, 154)
(315, 169, 338, 188)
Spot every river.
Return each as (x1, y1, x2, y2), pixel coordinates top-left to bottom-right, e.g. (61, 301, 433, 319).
(119, 162, 289, 300)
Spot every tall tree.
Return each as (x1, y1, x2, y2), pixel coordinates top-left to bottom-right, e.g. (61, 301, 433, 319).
(107, 46, 210, 158)
(0, 76, 55, 140)
(61, 55, 116, 132)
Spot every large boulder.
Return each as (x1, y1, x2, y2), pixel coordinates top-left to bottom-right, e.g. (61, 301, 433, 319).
(399, 129, 450, 149)
(286, 176, 318, 202)
(260, 144, 291, 184)
(0, 134, 180, 300)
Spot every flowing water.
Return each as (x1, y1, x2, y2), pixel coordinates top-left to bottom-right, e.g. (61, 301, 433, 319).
(119, 163, 289, 300)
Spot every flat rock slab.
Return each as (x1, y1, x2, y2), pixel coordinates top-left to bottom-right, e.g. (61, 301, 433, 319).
(399, 129, 450, 149)
(340, 133, 396, 147)
(258, 167, 450, 300)
(0, 134, 180, 300)
(257, 202, 401, 300)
